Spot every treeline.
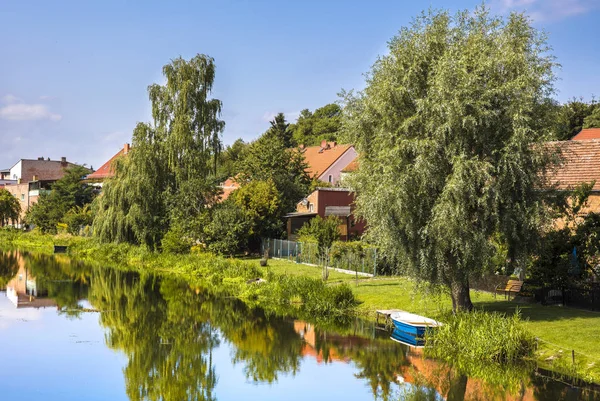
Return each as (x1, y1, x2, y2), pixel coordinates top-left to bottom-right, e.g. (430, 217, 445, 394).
(22, 54, 343, 257)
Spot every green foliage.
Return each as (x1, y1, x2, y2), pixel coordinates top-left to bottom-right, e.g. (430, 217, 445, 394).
(554, 98, 598, 140)
(528, 228, 574, 288)
(297, 216, 341, 254)
(161, 225, 194, 254)
(237, 120, 311, 214)
(203, 202, 252, 255)
(230, 179, 283, 244)
(0, 188, 21, 226)
(342, 6, 556, 311)
(93, 54, 224, 249)
(63, 204, 93, 235)
(27, 165, 94, 233)
(266, 112, 295, 148)
(216, 138, 248, 180)
(426, 310, 535, 365)
(583, 105, 600, 129)
(289, 103, 342, 146)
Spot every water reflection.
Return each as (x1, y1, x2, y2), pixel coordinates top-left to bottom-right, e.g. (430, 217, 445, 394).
(1, 250, 600, 401)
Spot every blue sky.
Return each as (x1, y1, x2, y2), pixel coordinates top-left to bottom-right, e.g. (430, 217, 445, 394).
(1, 0, 599, 170)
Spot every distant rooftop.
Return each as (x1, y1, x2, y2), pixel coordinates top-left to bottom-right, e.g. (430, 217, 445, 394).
(571, 128, 600, 141)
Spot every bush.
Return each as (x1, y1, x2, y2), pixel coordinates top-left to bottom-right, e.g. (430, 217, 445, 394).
(425, 310, 535, 365)
(161, 226, 194, 254)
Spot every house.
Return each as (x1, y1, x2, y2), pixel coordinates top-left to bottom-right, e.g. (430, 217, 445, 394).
(547, 139, 600, 214)
(219, 177, 239, 201)
(3, 156, 89, 224)
(218, 141, 358, 200)
(285, 187, 366, 241)
(85, 143, 130, 186)
(300, 140, 357, 185)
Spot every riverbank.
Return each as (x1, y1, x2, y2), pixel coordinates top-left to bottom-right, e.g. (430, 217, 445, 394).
(1, 230, 598, 383)
(256, 257, 600, 383)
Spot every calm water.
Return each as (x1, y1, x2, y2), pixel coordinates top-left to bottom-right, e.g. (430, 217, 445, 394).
(0, 250, 598, 401)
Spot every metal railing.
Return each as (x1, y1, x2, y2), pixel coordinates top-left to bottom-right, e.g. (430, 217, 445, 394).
(261, 238, 378, 276)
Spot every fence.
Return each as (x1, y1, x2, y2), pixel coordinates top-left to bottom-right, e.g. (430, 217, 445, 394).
(534, 284, 600, 311)
(261, 238, 378, 276)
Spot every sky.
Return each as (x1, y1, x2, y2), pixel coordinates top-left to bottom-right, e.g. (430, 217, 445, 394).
(1, 0, 599, 170)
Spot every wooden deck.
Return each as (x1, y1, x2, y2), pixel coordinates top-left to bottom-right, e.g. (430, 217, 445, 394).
(375, 309, 405, 325)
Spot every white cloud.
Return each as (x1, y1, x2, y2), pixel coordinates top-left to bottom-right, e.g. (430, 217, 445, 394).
(0, 103, 62, 122)
(494, 0, 599, 22)
(39, 95, 55, 101)
(1, 94, 21, 104)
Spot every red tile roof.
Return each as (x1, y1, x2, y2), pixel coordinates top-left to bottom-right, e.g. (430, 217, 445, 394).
(300, 142, 353, 178)
(571, 128, 600, 141)
(219, 177, 240, 201)
(341, 159, 358, 173)
(87, 144, 130, 181)
(547, 140, 600, 191)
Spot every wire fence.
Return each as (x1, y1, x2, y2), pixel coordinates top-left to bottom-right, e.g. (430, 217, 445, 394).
(261, 238, 378, 276)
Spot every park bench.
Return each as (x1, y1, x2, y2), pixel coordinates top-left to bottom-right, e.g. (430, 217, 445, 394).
(494, 279, 523, 300)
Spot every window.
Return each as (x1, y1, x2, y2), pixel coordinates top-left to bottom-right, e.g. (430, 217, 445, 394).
(328, 175, 333, 183)
(309, 204, 314, 212)
(20, 194, 24, 201)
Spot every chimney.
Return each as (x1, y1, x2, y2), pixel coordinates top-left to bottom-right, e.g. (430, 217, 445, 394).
(38, 157, 44, 160)
(330, 141, 337, 148)
(61, 157, 67, 167)
(32, 175, 38, 181)
(320, 140, 328, 149)
(124, 143, 130, 155)
(299, 144, 305, 150)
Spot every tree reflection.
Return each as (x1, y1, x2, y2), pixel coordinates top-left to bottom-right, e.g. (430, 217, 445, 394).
(88, 269, 218, 401)
(0, 250, 19, 288)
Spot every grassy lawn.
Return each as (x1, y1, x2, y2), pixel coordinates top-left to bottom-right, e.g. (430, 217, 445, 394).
(257, 257, 600, 381)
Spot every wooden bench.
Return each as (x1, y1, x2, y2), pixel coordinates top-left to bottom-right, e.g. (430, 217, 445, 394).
(494, 280, 523, 300)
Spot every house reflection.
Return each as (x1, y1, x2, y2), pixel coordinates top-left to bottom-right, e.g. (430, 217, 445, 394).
(4, 254, 56, 309)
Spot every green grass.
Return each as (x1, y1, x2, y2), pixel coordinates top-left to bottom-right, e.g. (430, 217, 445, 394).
(256, 257, 371, 282)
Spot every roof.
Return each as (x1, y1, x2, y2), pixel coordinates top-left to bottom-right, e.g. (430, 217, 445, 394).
(86, 144, 130, 181)
(284, 212, 318, 218)
(219, 177, 240, 201)
(86, 149, 124, 180)
(301, 142, 353, 178)
(12, 159, 84, 182)
(547, 140, 600, 191)
(572, 128, 600, 141)
(341, 160, 358, 173)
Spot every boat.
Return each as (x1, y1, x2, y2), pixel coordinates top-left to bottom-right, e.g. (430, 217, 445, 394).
(389, 311, 442, 337)
(390, 327, 424, 347)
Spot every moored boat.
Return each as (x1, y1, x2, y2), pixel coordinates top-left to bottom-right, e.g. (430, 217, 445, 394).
(389, 311, 442, 337)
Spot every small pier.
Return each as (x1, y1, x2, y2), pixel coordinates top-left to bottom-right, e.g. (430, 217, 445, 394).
(375, 309, 405, 326)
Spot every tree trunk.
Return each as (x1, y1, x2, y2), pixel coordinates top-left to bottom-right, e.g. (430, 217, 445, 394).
(450, 279, 473, 312)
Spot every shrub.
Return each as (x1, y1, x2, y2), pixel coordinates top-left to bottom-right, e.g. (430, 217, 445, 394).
(425, 309, 535, 365)
(161, 226, 194, 254)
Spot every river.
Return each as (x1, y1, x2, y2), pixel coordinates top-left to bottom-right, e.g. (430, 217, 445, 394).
(0, 250, 598, 400)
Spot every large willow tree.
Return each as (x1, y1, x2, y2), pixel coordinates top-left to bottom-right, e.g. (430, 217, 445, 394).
(343, 7, 556, 311)
(94, 54, 224, 249)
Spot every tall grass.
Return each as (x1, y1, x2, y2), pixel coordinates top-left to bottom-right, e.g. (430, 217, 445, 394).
(425, 309, 535, 364)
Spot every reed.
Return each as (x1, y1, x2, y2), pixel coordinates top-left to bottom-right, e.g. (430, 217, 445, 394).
(425, 309, 535, 364)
